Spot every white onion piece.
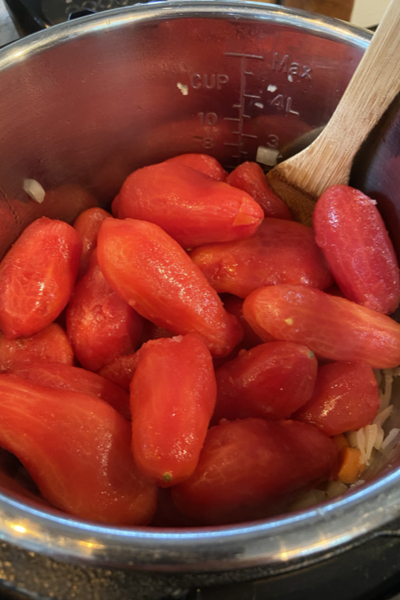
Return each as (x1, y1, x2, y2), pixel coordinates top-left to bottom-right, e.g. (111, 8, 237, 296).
(374, 426, 385, 451)
(326, 480, 348, 498)
(23, 179, 45, 204)
(373, 405, 393, 428)
(381, 428, 400, 451)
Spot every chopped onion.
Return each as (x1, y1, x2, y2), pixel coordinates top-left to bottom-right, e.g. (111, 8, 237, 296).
(326, 480, 348, 498)
(290, 489, 326, 511)
(23, 179, 45, 204)
(374, 425, 385, 451)
(373, 405, 393, 428)
(364, 424, 378, 463)
(381, 428, 400, 451)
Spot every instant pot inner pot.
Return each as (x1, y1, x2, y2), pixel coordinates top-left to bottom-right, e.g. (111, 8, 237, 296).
(0, 1, 400, 572)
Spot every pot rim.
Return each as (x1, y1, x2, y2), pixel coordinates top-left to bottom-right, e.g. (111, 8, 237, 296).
(0, 0, 388, 573)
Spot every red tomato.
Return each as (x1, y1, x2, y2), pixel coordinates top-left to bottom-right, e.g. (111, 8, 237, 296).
(226, 162, 292, 220)
(313, 185, 400, 314)
(39, 184, 97, 223)
(0, 374, 157, 525)
(172, 418, 337, 525)
(190, 218, 333, 298)
(243, 284, 400, 369)
(164, 153, 227, 181)
(0, 218, 82, 339)
(293, 361, 380, 436)
(212, 342, 318, 424)
(97, 352, 141, 392)
(130, 334, 217, 487)
(116, 162, 263, 248)
(0, 323, 74, 372)
(10, 362, 130, 420)
(221, 294, 264, 349)
(73, 207, 111, 280)
(66, 252, 144, 372)
(97, 218, 243, 357)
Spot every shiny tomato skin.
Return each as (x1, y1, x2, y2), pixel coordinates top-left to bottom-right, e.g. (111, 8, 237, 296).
(243, 284, 400, 369)
(293, 361, 380, 436)
(164, 154, 228, 181)
(97, 218, 243, 357)
(0, 218, 82, 339)
(73, 207, 111, 280)
(313, 185, 400, 314)
(0, 323, 74, 372)
(66, 252, 144, 372)
(117, 162, 263, 248)
(10, 362, 130, 420)
(130, 334, 217, 487)
(226, 162, 292, 220)
(97, 352, 141, 392)
(212, 341, 317, 424)
(0, 374, 157, 525)
(172, 418, 337, 525)
(221, 294, 264, 349)
(190, 218, 333, 298)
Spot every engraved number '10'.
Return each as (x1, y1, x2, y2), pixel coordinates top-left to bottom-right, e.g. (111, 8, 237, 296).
(198, 112, 219, 126)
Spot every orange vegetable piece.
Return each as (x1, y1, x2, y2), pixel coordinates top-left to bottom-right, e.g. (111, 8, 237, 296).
(337, 447, 364, 484)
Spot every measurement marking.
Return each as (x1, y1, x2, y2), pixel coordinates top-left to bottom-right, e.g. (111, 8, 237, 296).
(225, 52, 263, 166)
(225, 52, 263, 60)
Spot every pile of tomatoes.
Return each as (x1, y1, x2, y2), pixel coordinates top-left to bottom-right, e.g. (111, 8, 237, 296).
(0, 153, 399, 527)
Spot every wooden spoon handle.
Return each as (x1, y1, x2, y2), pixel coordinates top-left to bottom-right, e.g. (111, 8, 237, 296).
(284, 0, 400, 197)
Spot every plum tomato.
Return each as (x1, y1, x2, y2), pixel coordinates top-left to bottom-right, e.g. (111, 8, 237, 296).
(97, 352, 141, 392)
(313, 185, 400, 314)
(0, 374, 157, 525)
(171, 418, 337, 525)
(190, 218, 333, 298)
(243, 284, 400, 369)
(10, 362, 131, 420)
(212, 341, 318, 424)
(116, 162, 263, 248)
(164, 153, 228, 181)
(293, 361, 380, 436)
(130, 334, 217, 487)
(97, 218, 243, 357)
(0, 323, 74, 372)
(226, 162, 292, 220)
(0, 217, 82, 339)
(73, 207, 111, 280)
(66, 251, 144, 372)
(221, 294, 264, 349)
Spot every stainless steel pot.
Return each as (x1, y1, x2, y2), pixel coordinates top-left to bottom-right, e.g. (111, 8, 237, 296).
(0, 0, 400, 574)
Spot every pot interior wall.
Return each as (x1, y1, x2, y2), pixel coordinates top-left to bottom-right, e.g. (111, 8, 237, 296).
(0, 1, 400, 570)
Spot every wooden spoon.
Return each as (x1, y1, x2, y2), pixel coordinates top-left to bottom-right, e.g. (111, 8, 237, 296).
(266, 0, 400, 225)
